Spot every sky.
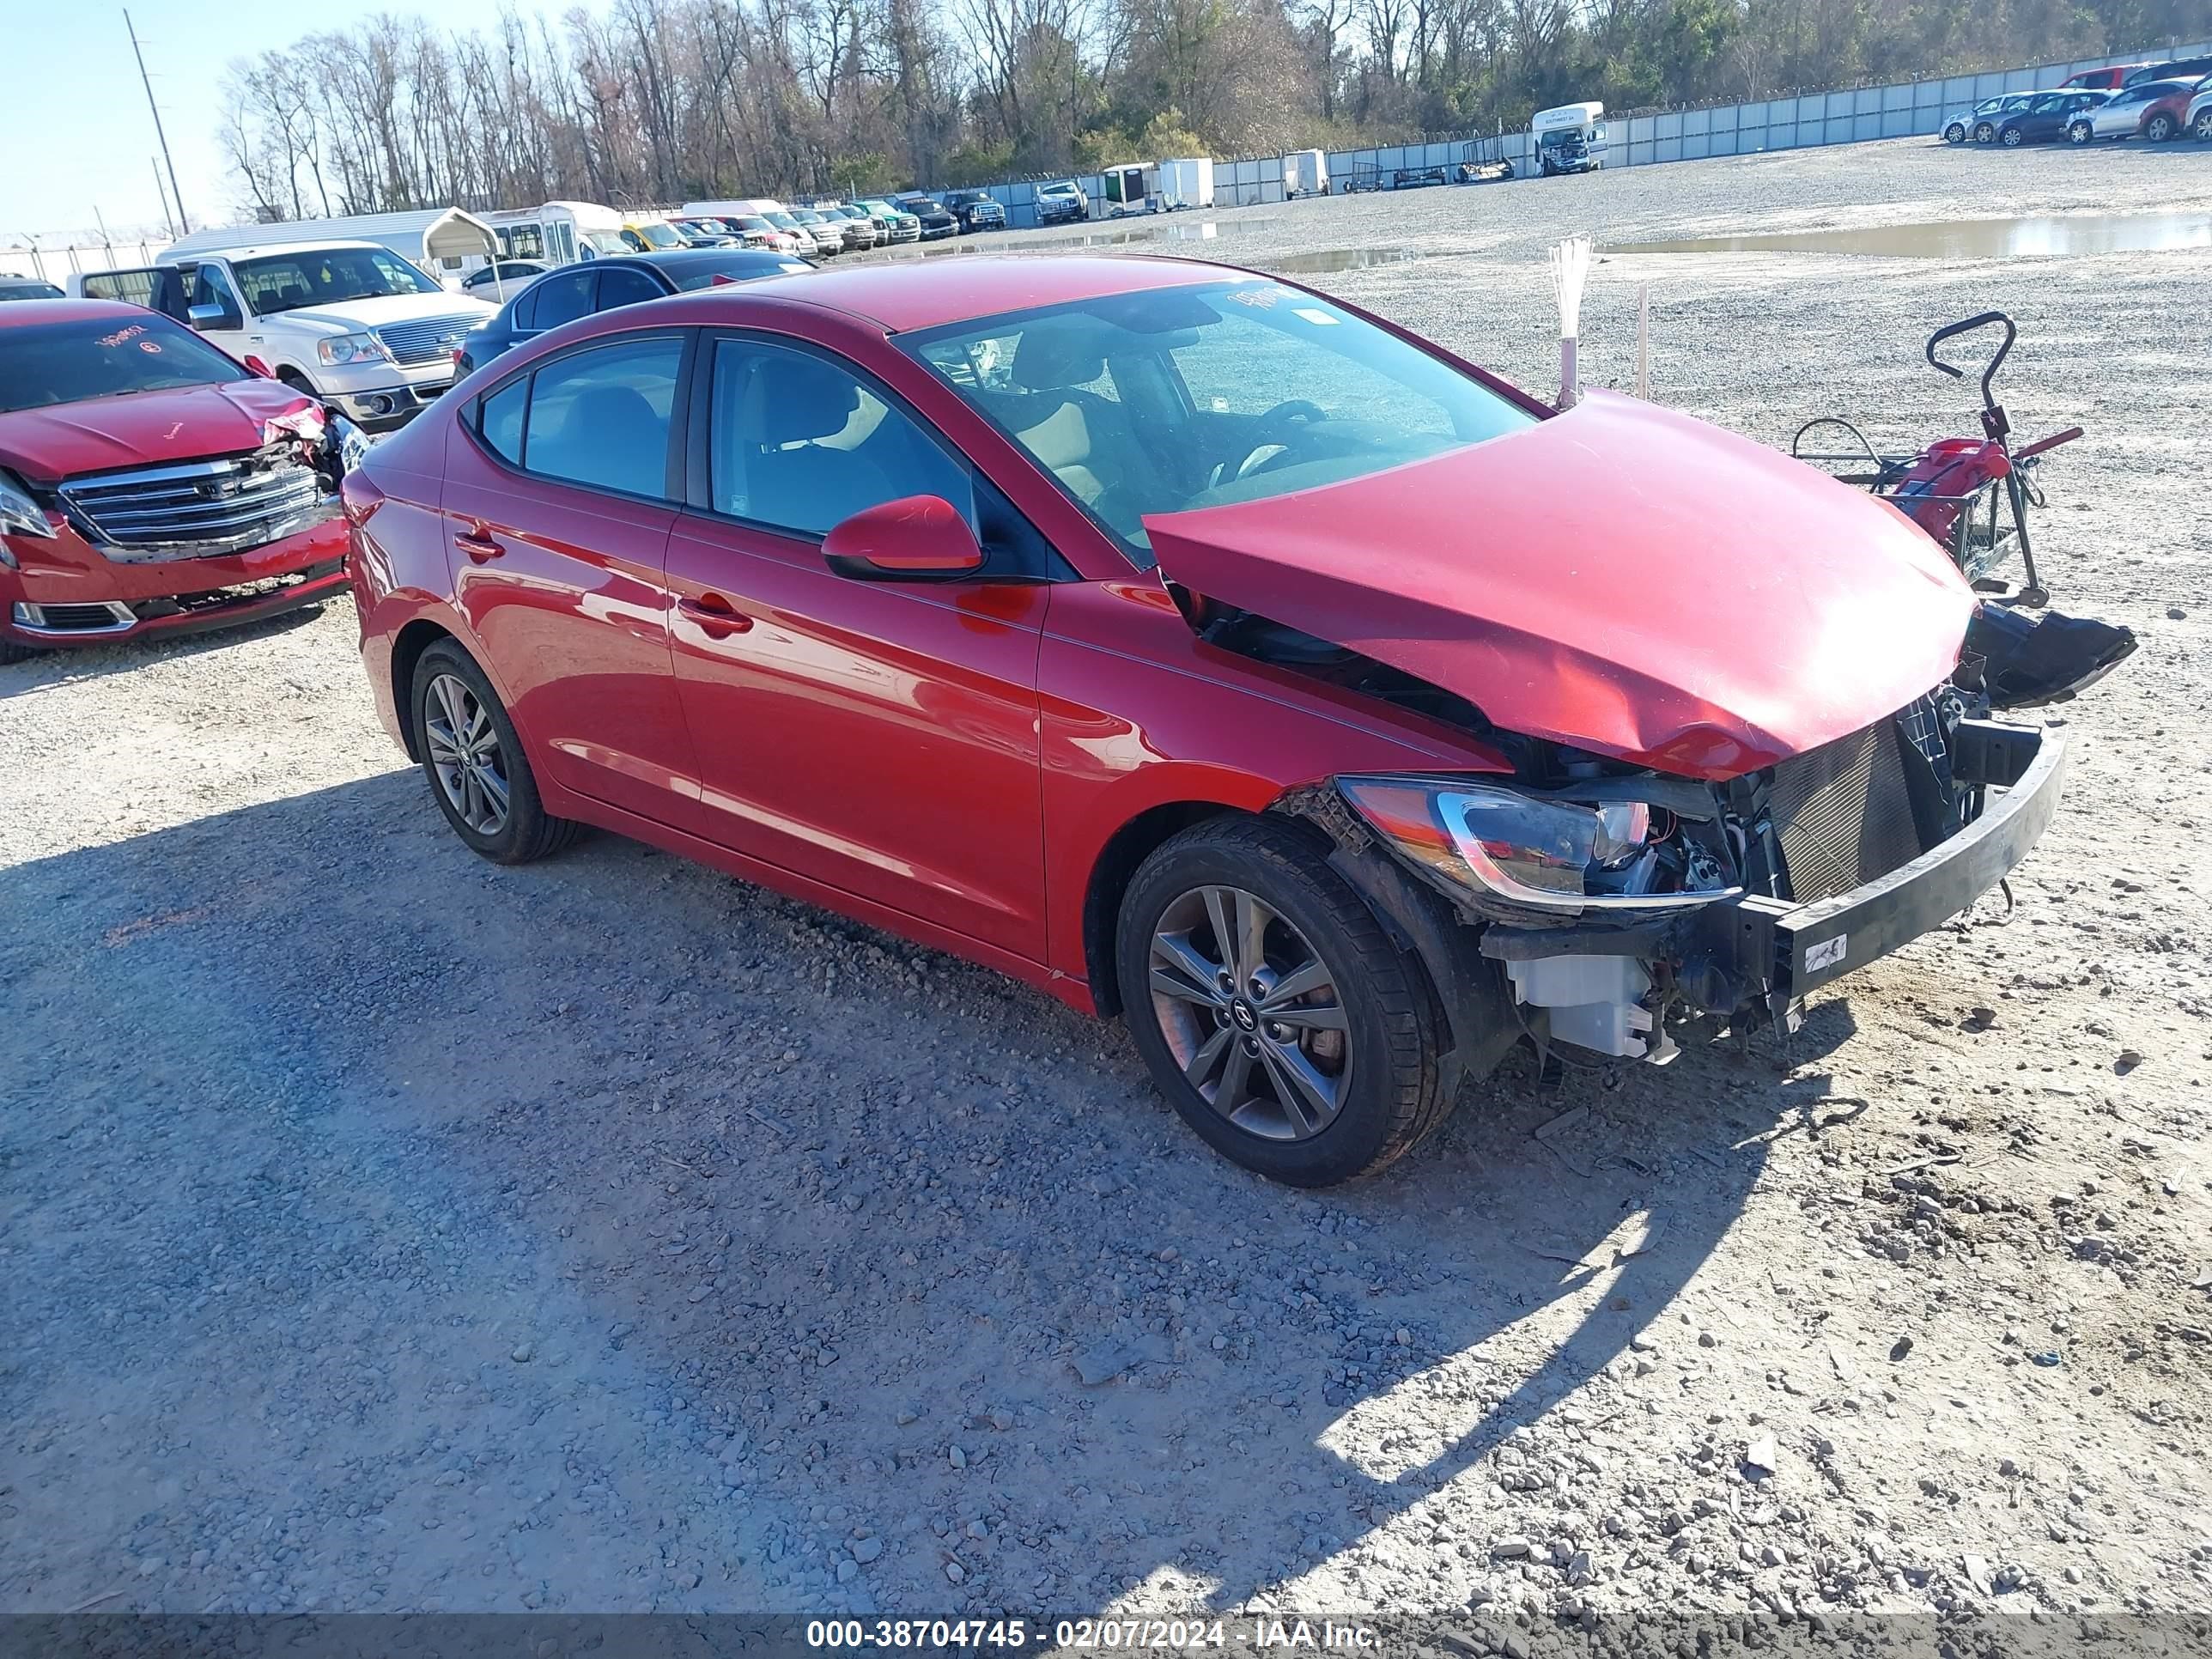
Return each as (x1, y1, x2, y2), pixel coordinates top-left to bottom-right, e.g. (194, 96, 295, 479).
(0, 0, 521, 249)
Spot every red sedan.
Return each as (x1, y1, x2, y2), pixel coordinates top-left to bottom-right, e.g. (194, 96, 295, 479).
(0, 300, 353, 662)
(346, 256, 2092, 1185)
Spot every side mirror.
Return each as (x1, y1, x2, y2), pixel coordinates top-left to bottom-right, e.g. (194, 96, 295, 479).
(822, 495, 984, 581)
(186, 302, 230, 331)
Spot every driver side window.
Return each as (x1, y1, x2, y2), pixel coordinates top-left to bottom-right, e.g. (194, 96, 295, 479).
(706, 340, 974, 539)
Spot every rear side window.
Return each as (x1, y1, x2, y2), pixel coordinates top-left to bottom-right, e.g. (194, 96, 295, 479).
(593, 265, 665, 310)
(520, 336, 684, 499)
(478, 379, 527, 464)
(81, 270, 158, 307)
(526, 270, 596, 332)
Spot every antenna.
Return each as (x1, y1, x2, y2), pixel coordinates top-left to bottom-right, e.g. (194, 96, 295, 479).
(125, 9, 190, 234)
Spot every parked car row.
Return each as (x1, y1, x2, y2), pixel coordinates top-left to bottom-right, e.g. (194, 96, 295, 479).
(1942, 56, 2212, 146)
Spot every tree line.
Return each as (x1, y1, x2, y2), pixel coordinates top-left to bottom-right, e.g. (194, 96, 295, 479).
(217, 0, 2211, 221)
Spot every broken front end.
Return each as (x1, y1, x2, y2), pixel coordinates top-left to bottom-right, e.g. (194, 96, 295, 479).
(1291, 680, 2077, 1067)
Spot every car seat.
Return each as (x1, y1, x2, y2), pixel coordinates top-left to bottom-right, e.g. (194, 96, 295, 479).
(991, 322, 1156, 540)
(740, 352, 895, 536)
(551, 383, 665, 495)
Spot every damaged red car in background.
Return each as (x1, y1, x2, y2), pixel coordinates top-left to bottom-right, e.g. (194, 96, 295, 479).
(0, 299, 367, 664)
(343, 257, 2133, 1186)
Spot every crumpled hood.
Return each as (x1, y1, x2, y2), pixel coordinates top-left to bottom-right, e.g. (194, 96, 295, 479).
(1145, 391, 1976, 780)
(0, 378, 322, 483)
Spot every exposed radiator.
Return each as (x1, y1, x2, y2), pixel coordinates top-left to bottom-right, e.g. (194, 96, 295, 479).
(1768, 718, 1926, 904)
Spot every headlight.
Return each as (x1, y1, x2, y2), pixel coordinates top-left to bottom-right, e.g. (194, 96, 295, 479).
(0, 467, 58, 546)
(318, 332, 392, 366)
(1335, 775, 1741, 916)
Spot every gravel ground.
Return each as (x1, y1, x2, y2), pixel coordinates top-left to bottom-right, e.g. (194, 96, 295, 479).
(3, 137, 2210, 1626)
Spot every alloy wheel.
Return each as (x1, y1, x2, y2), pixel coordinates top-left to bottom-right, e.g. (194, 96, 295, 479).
(2146, 114, 2175, 142)
(423, 672, 510, 836)
(1146, 884, 1351, 1142)
(2196, 109, 2212, 140)
(1974, 122, 1995, 142)
(1943, 124, 1966, 143)
(2069, 122, 2093, 143)
(2002, 127, 2023, 146)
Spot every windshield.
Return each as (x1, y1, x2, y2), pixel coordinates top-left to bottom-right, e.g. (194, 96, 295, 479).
(2, 281, 67, 301)
(0, 313, 246, 413)
(584, 231, 629, 254)
(1539, 128, 1586, 147)
(906, 279, 1536, 566)
(231, 246, 440, 316)
(632, 222, 684, 249)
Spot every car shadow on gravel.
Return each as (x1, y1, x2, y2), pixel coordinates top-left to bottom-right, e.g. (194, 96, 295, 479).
(1, 773, 1865, 1613)
(0, 603, 333, 702)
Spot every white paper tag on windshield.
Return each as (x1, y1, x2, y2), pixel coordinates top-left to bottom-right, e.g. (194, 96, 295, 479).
(1291, 307, 1339, 325)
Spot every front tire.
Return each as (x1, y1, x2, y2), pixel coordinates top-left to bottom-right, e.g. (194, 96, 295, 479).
(1115, 816, 1449, 1187)
(410, 639, 578, 864)
(2000, 125, 2024, 147)
(1943, 122, 1966, 143)
(0, 636, 44, 665)
(2195, 107, 2212, 141)
(2069, 121, 2094, 144)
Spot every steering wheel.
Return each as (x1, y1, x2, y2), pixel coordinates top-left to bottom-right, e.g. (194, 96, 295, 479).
(1229, 400, 1331, 481)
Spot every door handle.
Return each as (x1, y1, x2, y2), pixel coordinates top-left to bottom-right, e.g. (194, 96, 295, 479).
(678, 593, 754, 638)
(455, 523, 504, 562)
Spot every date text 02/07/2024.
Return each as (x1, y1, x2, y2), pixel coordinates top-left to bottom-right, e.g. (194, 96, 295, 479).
(803, 1619, 1383, 1651)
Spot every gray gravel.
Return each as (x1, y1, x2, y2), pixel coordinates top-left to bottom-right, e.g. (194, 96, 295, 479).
(3, 137, 2210, 1622)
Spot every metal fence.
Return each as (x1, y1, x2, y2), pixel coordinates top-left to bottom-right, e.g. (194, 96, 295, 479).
(960, 38, 2212, 227)
(2, 239, 165, 284)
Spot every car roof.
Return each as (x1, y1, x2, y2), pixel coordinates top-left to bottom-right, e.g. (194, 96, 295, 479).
(0, 295, 146, 329)
(193, 240, 388, 262)
(640, 253, 1234, 334)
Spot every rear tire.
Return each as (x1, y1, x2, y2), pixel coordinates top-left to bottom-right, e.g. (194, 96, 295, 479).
(2144, 113, 2176, 142)
(410, 639, 579, 864)
(1973, 120, 1996, 143)
(1115, 815, 1449, 1187)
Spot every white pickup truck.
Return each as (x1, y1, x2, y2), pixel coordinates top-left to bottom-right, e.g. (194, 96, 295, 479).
(74, 240, 493, 430)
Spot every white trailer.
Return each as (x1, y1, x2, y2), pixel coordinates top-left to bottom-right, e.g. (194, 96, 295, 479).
(1281, 149, 1329, 198)
(1530, 102, 1608, 175)
(1157, 157, 1214, 210)
(1101, 164, 1151, 216)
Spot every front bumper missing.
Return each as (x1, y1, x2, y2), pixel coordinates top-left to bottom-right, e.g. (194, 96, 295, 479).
(1480, 724, 2070, 1016)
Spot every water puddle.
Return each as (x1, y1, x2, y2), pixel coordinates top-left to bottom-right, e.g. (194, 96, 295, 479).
(1624, 211, 2212, 258)
(1271, 246, 1422, 273)
(915, 216, 1286, 256)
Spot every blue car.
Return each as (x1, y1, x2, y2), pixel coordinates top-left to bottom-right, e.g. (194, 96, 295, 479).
(455, 248, 813, 377)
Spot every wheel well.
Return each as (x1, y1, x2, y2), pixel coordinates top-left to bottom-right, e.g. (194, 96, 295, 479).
(389, 619, 457, 761)
(1082, 801, 1243, 1017)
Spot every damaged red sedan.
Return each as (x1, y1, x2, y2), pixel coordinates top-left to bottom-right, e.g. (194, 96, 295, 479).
(345, 257, 2124, 1186)
(0, 299, 355, 664)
